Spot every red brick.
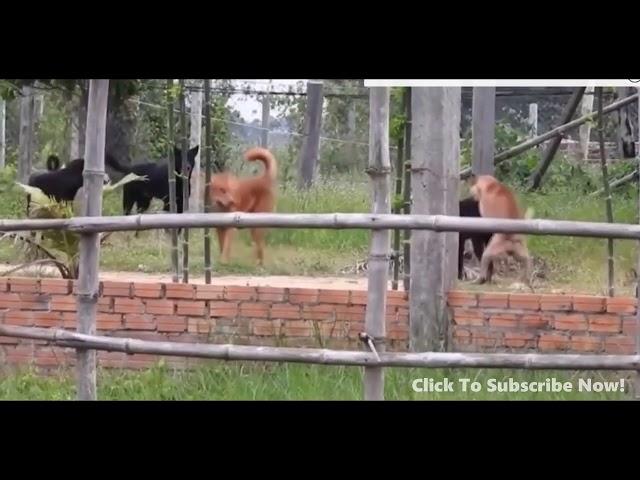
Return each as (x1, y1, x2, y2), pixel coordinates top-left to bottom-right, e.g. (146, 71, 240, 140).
(447, 291, 478, 307)
(318, 290, 350, 305)
(604, 336, 636, 354)
(18, 293, 50, 310)
(538, 333, 570, 351)
(97, 313, 122, 330)
(478, 292, 509, 308)
(9, 278, 39, 293)
(283, 319, 313, 337)
(302, 304, 336, 321)
(271, 303, 301, 320)
(473, 331, 503, 348)
(539, 294, 572, 311)
(488, 313, 518, 328)
(553, 313, 587, 331)
(35, 347, 67, 367)
(33, 311, 62, 328)
(51, 295, 77, 312)
(98, 297, 112, 313)
(40, 279, 71, 295)
(572, 295, 606, 313)
(252, 319, 277, 336)
(257, 287, 286, 302)
(114, 297, 144, 314)
(133, 283, 163, 299)
(521, 314, 549, 329)
(335, 304, 366, 322)
(452, 308, 484, 326)
(289, 288, 319, 304)
(588, 314, 621, 333)
(318, 320, 343, 338)
(195, 284, 224, 300)
(5, 311, 37, 326)
(453, 328, 472, 345)
(187, 318, 213, 334)
(239, 302, 270, 318)
(98, 351, 127, 367)
(0, 278, 7, 292)
(165, 283, 195, 299)
(124, 314, 155, 330)
(606, 297, 636, 314)
(0, 335, 20, 345)
(145, 299, 175, 315)
(509, 293, 540, 310)
(570, 335, 603, 352)
(61, 312, 77, 328)
(386, 291, 408, 306)
(504, 332, 536, 348)
(101, 281, 131, 297)
(388, 329, 409, 340)
(622, 317, 638, 336)
(176, 301, 206, 317)
(224, 286, 257, 301)
(209, 301, 238, 318)
(0, 293, 21, 309)
(157, 315, 187, 332)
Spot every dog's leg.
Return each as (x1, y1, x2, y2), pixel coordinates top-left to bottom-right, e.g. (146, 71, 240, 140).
(473, 234, 508, 285)
(250, 228, 267, 266)
(457, 234, 466, 280)
(217, 228, 235, 263)
(512, 240, 533, 290)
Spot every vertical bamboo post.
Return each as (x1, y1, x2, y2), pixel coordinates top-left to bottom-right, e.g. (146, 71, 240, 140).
(635, 86, 640, 399)
(596, 87, 615, 297)
(391, 99, 405, 291)
(0, 98, 5, 169)
(75, 79, 109, 401)
(364, 87, 390, 400)
(179, 79, 190, 283)
(402, 88, 412, 293)
(471, 87, 496, 175)
(166, 79, 180, 283)
(204, 79, 213, 284)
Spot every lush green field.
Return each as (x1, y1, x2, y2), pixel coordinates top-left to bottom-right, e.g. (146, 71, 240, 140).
(0, 363, 633, 400)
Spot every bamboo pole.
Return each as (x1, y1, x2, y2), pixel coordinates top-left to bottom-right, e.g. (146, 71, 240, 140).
(459, 92, 640, 179)
(391, 97, 405, 291)
(203, 79, 213, 284)
(7, 212, 640, 240)
(179, 79, 190, 283)
(364, 87, 390, 400)
(589, 171, 638, 197)
(75, 79, 109, 401)
(636, 86, 640, 399)
(596, 87, 615, 297)
(402, 88, 412, 292)
(1, 325, 639, 371)
(166, 79, 180, 283)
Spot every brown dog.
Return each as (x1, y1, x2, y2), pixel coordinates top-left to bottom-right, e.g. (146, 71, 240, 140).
(208, 147, 277, 265)
(467, 174, 533, 287)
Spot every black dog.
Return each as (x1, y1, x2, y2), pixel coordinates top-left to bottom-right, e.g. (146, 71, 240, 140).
(26, 157, 85, 213)
(458, 197, 493, 280)
(105, 145, 198, 216)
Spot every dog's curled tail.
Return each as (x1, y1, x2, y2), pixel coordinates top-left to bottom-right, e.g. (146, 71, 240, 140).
(245, 147, 277, 182)
(46, 155, 61, 171)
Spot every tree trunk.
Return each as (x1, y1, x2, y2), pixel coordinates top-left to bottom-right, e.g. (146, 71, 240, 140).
(18, 86, 35, 183)
(105, 84, 137, 165)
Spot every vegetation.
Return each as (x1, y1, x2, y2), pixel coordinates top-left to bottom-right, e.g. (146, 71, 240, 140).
(0, 363, 632, 400)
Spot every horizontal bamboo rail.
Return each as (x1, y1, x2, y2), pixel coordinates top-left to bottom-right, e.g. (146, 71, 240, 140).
(1, 325, 638, 370)
(2, 212, 640, 240)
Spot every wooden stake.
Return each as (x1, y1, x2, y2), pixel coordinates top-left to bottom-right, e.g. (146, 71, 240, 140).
(166, 79, 180, 283)
(364, 87, 390, 400)
(179, 79, 190, 283)
(471, 87, 496, 175)
(203, 79, 213, 284)
(75, 79, 109, 401)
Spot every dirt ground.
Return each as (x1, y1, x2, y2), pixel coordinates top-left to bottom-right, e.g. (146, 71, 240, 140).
(0, 264, 398, 291)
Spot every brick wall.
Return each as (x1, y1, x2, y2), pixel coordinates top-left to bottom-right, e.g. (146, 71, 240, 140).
(0, 277, 409, 370)
(448, 291, 637, 354)
(1, 277, 637, 371)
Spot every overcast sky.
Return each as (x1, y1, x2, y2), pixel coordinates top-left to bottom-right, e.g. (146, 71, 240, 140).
(226, 79, 308, 121)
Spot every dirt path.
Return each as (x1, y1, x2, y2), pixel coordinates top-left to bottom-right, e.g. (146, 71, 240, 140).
(0, 264, 404, 291)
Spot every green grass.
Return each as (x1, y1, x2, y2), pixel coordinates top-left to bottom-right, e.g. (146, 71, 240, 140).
(0, 363, 633, 400)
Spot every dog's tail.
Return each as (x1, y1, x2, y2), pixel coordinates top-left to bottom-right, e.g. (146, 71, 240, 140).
(104, 153, 131, 174)
(245, 147, 277, 182)
(46, 155, 61, 171)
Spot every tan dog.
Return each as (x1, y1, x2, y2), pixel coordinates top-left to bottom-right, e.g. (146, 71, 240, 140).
(467, 174, 533, 287)
(208, 147, 277, 265)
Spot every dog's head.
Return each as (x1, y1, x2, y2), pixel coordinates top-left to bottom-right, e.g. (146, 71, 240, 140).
(209, 172, 239, 211)
(174, 145, 199, 177)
